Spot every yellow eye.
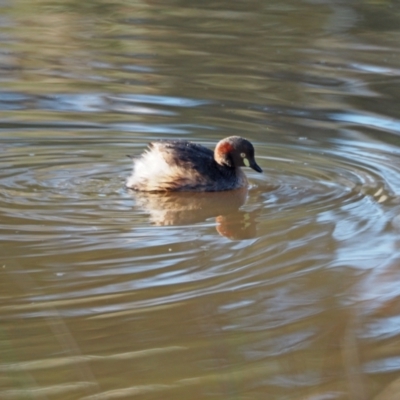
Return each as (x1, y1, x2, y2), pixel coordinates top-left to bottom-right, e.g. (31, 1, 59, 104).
(240, 152, 246, 158)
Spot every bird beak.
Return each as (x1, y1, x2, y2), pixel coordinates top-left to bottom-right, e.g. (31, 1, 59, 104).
(250, 160, 262, 173)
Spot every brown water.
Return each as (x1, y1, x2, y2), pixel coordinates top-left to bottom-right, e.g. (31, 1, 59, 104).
(2, 1, 400, 399)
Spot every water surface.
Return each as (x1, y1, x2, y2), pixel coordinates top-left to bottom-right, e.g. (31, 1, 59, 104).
(2, 1, 400, 399)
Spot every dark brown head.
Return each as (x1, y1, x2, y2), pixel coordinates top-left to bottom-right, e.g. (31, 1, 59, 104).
(214, 136, 262, 173)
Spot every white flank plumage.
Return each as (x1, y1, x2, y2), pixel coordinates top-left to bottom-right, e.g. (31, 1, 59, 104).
(126, 145, 187, 191)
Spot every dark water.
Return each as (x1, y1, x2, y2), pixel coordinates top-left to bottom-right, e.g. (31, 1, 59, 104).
(2, 1, 400, 399)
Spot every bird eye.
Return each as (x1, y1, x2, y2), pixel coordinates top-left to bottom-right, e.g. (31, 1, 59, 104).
(240, 152, 246, 158)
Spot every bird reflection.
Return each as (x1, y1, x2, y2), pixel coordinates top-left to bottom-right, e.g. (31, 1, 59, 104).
(130, 187, 258, 239)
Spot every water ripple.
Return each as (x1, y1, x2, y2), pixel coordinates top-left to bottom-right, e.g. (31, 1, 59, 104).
(1, 136, 400, 326)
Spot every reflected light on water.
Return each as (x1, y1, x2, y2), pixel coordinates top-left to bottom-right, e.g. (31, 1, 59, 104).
(2, 0, 400, 399)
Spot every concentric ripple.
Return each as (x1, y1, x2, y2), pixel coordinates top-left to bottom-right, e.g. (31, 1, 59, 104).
(0, 135, 398, 270)
(1, 137, 400, 237)
(251, 139, 400, 213)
